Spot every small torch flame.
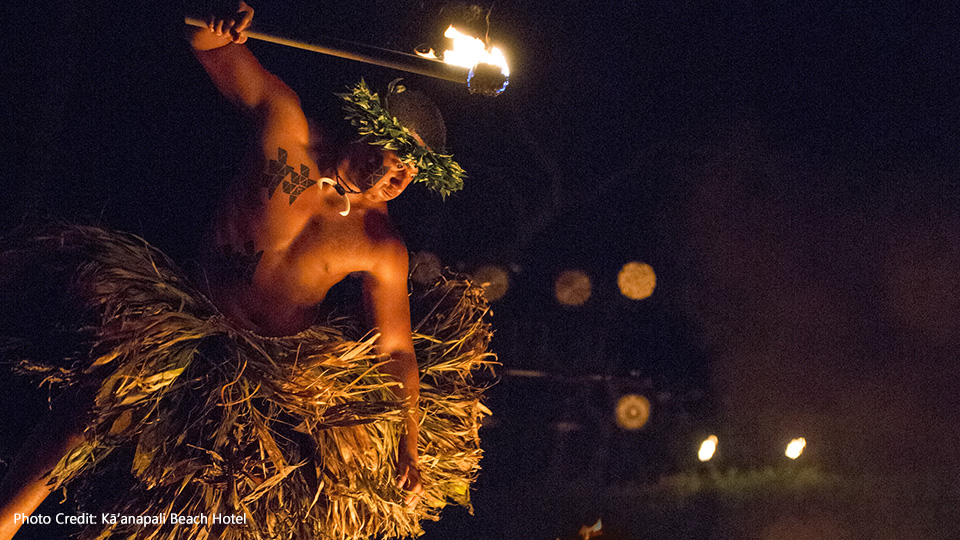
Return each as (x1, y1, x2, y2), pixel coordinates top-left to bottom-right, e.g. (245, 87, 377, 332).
(417, 26, 510, 95)
(785, 437, 806, 459)
(698, 435, 718, 462)
(578, 519, 602, 540)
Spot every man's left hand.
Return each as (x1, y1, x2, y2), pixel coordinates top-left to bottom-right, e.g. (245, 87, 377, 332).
(397, 448, 423, 508)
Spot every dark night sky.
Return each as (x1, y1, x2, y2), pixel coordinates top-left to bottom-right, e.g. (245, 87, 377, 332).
(3, 1, 960, 538)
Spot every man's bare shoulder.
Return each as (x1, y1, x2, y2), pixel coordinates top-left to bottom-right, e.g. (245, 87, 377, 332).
(360, 209, 408, 273)
(360, 208, 403, 245)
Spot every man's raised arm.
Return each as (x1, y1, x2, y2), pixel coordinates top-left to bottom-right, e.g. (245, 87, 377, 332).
(186, 2, 309, 146)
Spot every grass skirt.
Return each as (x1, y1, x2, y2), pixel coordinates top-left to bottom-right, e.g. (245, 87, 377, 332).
(0, 223, 496, 540)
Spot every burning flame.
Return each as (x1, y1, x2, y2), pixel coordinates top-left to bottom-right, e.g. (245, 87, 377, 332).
(417, 26, 510, 76)
(785, 437, 806, 459)
(578, 519, 602, 540)
(698, 435, 718, 462)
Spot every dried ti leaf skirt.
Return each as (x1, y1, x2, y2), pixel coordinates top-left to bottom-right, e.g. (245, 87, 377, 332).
(0, 223, 495, 540)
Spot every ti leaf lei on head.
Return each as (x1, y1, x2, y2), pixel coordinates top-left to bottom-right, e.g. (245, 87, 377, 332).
(339, 79, 465, 198)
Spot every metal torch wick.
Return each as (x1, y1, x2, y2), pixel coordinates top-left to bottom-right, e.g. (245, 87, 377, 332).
(185, 17, 508, 95)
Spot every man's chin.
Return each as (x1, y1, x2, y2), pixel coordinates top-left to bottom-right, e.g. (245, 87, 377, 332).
(363, 187, 397, 203)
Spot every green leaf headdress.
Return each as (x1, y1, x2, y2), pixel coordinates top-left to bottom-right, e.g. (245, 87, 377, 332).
(339, 80, 465, 198)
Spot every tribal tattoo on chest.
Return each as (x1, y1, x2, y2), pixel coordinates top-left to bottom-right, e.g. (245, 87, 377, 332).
(212, 150, 317, 285)
(262, 147, 316, 204)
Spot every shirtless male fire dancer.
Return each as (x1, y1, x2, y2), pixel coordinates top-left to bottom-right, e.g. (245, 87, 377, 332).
(190, 0, 436, 503)
(0, 2, 469, 538)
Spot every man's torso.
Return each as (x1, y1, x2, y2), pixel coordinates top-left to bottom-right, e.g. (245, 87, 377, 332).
(199, 145, 396, 336)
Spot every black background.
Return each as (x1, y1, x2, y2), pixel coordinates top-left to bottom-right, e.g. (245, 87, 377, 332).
(3, 1, 960, 538)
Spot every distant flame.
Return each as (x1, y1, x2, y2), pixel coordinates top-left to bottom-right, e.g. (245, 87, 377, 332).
(698, 435, 718, 462)
(416, 26, 510, 76)
(578, 519, 602, 540)
(785, 437, 806, 459)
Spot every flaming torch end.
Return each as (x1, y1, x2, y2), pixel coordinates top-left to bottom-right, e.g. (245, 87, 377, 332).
(467, 62, 509, 96)
(419, 25, 510, 96)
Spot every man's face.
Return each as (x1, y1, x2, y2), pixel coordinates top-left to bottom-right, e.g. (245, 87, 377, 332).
(340, 142, 419, 202)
